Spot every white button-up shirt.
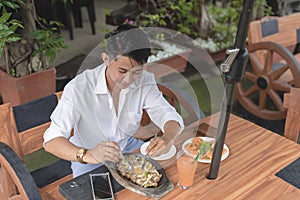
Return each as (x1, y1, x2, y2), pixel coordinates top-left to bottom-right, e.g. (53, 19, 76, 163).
(44, 63, 184, 151)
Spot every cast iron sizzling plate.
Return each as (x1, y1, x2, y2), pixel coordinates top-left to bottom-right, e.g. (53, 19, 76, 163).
(108, 152, 174, 200)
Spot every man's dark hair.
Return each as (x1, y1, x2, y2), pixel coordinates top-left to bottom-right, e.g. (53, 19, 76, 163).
(104, 24, 151, 65)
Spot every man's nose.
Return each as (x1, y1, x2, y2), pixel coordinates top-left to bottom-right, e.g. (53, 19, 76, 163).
(124, 72, 134, 83)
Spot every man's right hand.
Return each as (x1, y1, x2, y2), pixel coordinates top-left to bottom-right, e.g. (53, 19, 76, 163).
(88, 141, 120, 164)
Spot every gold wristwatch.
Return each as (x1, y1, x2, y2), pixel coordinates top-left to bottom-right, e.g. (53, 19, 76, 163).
(76, 148, 88, 164)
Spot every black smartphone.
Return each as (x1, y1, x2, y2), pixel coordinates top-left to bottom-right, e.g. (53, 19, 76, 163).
(89, 172, 114, 200)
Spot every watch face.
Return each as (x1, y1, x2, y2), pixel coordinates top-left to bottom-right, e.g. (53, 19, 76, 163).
(78, 148, 85, 154)
(76, 149, 83, 157)
(76, 148, 87, 164)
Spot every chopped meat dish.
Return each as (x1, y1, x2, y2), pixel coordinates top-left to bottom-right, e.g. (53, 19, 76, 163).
(117, 154, 162, 188)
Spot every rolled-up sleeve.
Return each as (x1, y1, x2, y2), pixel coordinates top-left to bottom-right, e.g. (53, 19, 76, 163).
(43, 86, 80, 144)
(144, 83, 185, 134)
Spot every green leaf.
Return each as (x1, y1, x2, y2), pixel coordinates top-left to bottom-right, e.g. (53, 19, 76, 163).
(49, 20, 64, 27)
(9, 22, 22, 31)
(1, 1, 19, 10)
(29, 26, 67, 64)
(0, 30, 12, 38)
(6, 36, 21, 42)
(0, 12, 12, 23)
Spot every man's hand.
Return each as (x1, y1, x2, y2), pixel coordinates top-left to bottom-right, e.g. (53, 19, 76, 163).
(89, 141, 120, 164)
(146, 120, 181, 157)
(146, 136, 173, 157)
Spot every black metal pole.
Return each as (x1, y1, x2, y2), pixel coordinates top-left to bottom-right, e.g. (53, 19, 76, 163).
(207, 0, 255, 180)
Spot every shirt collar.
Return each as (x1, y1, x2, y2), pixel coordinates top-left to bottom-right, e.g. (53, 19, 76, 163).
(94, 63, 108, 95)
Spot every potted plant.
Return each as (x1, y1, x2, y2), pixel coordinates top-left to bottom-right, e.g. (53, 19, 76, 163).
(131, 0, 272, 63)
(197, 0, 272, 52)
(0, 0, 67, 106)
(134, 0, 202, 38)
(131, 0, 228, 63)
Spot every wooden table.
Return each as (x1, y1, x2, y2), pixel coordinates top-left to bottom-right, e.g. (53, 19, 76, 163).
(60, 114, 300, 200)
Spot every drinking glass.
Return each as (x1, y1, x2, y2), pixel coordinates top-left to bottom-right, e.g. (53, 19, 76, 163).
(176, 150, 198, 189)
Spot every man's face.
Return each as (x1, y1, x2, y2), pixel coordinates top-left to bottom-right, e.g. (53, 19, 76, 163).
(105, 55, 143, 90)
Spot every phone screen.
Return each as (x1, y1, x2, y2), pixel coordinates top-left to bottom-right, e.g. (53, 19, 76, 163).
(89, 172, 114, 200)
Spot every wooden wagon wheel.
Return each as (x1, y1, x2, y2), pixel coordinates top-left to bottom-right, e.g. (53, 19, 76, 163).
(236, 41, 300, 120)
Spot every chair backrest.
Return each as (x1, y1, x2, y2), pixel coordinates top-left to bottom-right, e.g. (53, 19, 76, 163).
(283, 88, 300, 142)
(0, 93, 72, 199)
(248, 12, 300, 63)
(12, 94, 58, 157)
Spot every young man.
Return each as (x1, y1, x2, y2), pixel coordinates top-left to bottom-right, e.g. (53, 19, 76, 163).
(43, 24, 184, 177)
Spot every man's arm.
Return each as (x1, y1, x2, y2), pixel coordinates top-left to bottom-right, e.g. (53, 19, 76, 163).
(44, 137, 120, 164)
(44, 137, 97, 164)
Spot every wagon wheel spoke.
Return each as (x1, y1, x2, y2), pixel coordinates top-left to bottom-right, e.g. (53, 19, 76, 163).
(243, 85, 259, 97)
(263, 50, 274, 74)
(270, 64, 289, 80)
(244, 71, 257, 83)
(267, 89, 284, 111)
(259, 90, 267, 109)
(249, 53, 263, 74)
(271, 80, 293, 92)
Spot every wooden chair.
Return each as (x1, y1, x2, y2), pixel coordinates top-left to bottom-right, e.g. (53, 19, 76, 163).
(283, 88, 300, 143)
(0, 93, 72, 200)
(236, 12, 300, 120)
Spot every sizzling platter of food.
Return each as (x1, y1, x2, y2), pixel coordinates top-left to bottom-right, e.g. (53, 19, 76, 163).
(182, 137, 229, 163)
(108, 153, 174, 199)
(117, 153, 162, 188)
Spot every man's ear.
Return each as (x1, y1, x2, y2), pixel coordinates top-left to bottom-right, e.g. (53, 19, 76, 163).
(101, 52, 109, 64)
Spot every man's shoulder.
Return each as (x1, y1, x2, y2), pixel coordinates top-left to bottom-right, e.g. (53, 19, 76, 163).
(71, 65, 103, 84)
(77, 64, 103, 78)
(64, 64, 104, 92)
